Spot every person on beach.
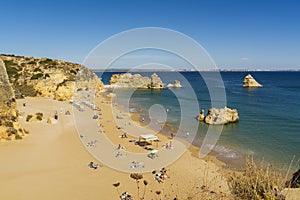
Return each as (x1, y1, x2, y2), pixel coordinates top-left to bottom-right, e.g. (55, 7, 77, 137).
(170, 133, 174, 139)
(88, 161, 99, 169)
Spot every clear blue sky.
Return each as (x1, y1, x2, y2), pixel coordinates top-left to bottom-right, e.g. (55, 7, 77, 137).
(1, 0, 300, 70)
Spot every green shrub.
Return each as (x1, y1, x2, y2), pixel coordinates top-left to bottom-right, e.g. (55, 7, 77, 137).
(31, 73, 43, 80)
(4, 60, 17, 67)
(39, 58, 54, 65)
(33, 67, 42, 72)
(6, 66, 18, 76)
(27, 61, 36, 65)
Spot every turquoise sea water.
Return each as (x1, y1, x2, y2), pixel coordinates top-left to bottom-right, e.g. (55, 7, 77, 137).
(97, 71, 300, 169)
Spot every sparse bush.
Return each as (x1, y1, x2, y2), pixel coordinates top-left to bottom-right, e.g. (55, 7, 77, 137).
(15, 134, 23, 140)
(228, 156, 286, 200)
(6, 66, 18, 76)
(30, 73, 43, 80)
(14, 84, 37, 96)
(36, 112, 43, 121)
(39, 58, 54, 65)
(70, 69, 77, 74)
(27, 61, 36, 65)
(44, 73, 50, 78)
(33, 67, 42, 72)
(26, 115, 33, 122)
(7, 127, 17, 135)
(4, 60, 17, 67)
(286, 169, 300, 188)
(4, 121, 13, 127)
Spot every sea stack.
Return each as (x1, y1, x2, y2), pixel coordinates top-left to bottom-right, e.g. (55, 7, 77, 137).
(198, 107, 239, 125)
(243, 74, 262, 88)
(197, 109, 205, 121)
(167, 80, 182, 88)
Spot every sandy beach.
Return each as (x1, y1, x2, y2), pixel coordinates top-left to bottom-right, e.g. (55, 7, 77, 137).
(0, 96, 232, 200)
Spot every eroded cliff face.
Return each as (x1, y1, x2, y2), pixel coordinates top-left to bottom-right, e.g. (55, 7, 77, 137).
(109, 73, 164, 89)
(0, 59, 27, 140)
(0, 54, 104, 101)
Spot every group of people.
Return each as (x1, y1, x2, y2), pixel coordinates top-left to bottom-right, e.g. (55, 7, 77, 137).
(163, 141, 173, 149)
(120, 133, 128, 138)
(87, 140, 98, 147)
(153, 168, 169, 183)
(88, 161, 100, 170)
(130, 161, 144, 169)
(120, 191, 133, 200)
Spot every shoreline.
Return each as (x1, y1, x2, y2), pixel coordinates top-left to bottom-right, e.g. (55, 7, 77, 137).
(124, 103, 246, 171)
(0, 96, 299, 199)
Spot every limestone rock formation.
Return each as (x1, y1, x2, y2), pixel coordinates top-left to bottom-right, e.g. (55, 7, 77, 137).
(0, 58, 27, 140)
(199, 107, 239, 125)
(106, 93, 116, 98)
(109, 73, 164, 89)
(197, 109, 205, 121)
(243, 74, 262, 88)
(167, 80, 182, 88)
(150, 73, 164, 89)
(0, 54, 104, 101)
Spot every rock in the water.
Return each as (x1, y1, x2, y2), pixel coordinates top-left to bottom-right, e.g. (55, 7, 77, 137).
(150, 73, 164, 89)
(109, 73, 164, 89)
(0, 58, 27, 140)
(204, 107, 239, 125)
(197, 109, 205, 121)
(243, 74, 262, 88)
(167, 80, 182, 88)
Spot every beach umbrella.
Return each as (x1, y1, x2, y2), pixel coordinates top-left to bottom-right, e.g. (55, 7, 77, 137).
(151, 149, 158, 154)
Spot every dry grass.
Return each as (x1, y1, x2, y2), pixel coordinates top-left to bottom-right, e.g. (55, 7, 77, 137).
(227, 156, 286, 200)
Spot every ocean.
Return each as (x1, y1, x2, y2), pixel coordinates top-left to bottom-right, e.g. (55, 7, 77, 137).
(96, 71, 300, 170)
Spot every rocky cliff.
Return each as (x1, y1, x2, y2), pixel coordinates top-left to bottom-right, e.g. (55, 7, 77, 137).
(198, 107, 239, 125)
(0, 54, 104, 101)
(243, 74, 262, 88)
(109, 73, 164, 89)
(0, 58, 27, 140)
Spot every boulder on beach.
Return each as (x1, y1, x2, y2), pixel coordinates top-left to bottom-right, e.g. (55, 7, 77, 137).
(198, 107, 239, 125)
(167, 80, 182, 88)
(243, 74, 262, 88)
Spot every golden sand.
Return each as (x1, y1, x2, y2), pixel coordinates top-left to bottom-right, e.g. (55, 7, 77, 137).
(0, 96, 230, 199)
